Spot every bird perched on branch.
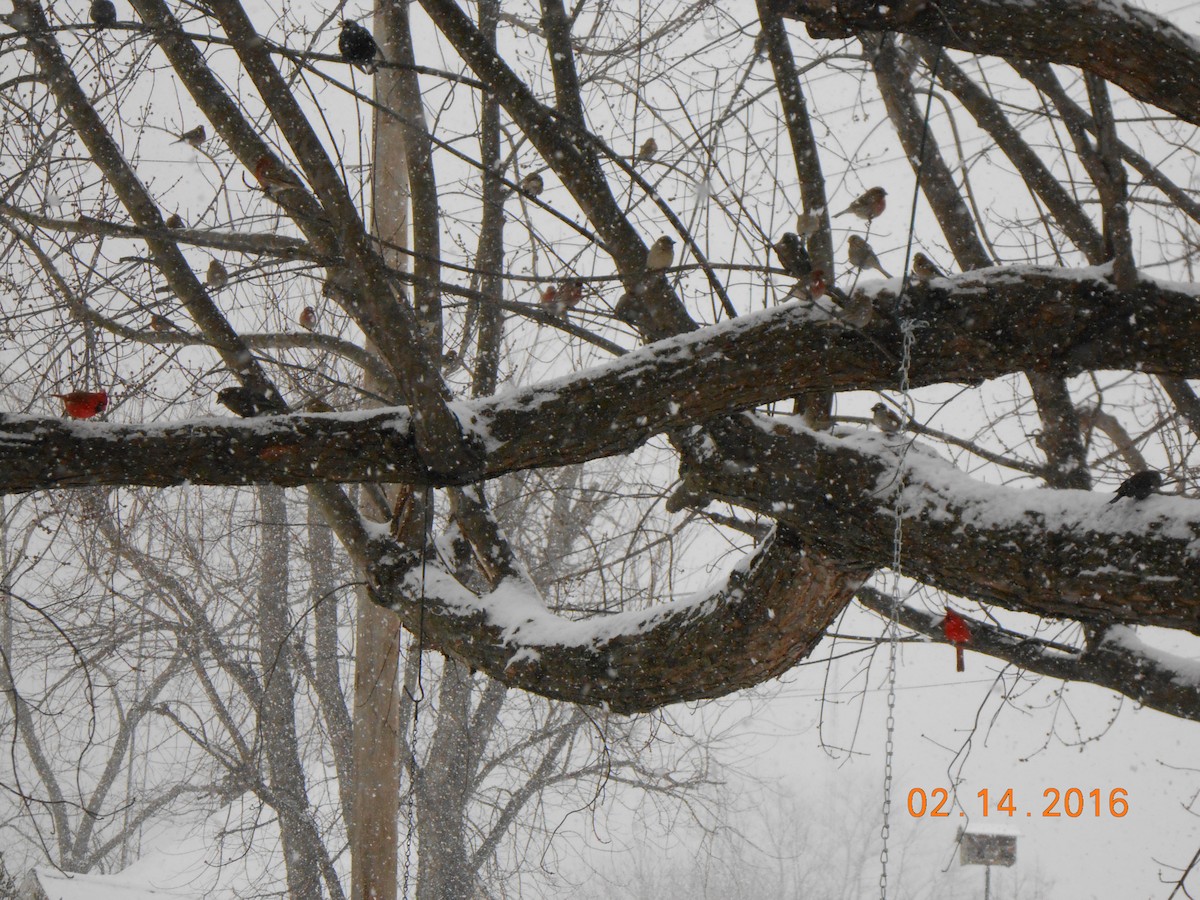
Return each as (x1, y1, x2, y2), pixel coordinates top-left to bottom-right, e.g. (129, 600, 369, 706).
(90, 0, 117, 27)
(206, 259, 228, 290)
(519, 172, 544, 198)
(637, 138, 658, 162)
(1109, 470, 1163, 503)
(942, 607, 971, 672)
(339, 19, 378, 72)
(773, 232, 812, 279)
(646, 236, 675, 271)
(54, 390, 108, 419)
(834, 186, 887, 222)
(848, 235, 891, 278)
(911, 252, 944, 281)
(299, 306, 318, 331)
(253, 156, 305, 198)
(540, 280, 583, 317)
(165, 213, 184, 229)
(173, 125, 206, 147)
(149, 314, 174, 333)
(217, 386, 284, 418)
(796, 209, 821, 239)
(871, 402, 902, 435)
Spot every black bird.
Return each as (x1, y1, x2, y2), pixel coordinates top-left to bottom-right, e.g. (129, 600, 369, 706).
(772, 232, 812, 279)
(217, 386, 285, 418)
(1109, 470, 1163, 504)
(338, 19, 378, 72)
(90, 0, 117, 27)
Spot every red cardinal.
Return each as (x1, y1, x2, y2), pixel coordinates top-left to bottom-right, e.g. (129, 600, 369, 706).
(942, 607, 971, 672)
(54, 390, 108, 419)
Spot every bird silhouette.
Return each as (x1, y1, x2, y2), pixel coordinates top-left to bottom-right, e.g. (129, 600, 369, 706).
(339, 20, 378, 72)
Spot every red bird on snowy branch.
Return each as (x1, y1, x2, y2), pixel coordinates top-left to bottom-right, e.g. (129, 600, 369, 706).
(53, 390, 108, 420)
(942, 607, 971, 673)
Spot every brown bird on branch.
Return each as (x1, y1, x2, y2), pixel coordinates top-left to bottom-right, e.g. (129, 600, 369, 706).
(834, 186, 886, 222)
(848, 235, 891, 278)
(173, 125, 206, 147)
(646, 236, 675, 271)
(911, 252, 945, 281)
(871, 402, 903, 435)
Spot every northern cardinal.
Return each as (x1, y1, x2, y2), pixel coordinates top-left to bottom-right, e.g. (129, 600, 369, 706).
(54, 390, 108, 419)
(299, 306, 318, 331)
(637, 137, 658, 161)
(90, 0, 117, 27)
(173, 125, 206, 147)
(942, 607, 971, 672)
(646, 236, 675, 271)
(911, 252, 944, 281)
(1109, 470, 1163, 504)
(339, 20, 378, 72)
(834, 186, 887, 221)
(848, 235, 891, 278)
(773, 232, 812, 279)
(871, 402, 902, 435)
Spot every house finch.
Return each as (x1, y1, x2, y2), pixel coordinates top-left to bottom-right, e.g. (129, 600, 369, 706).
(90, 0, 117, 27)
(871, 401, 902, 435)
(834, 186, 887, 221)
(646, 236, 675, 271)
(848, 235, 891, 277)
(299, 306, 318, 331)
(519, 172, 544, 198)
(217, 386, 284, 418)
(637, 138, 658, 161)
(942, 607, 971, 672)
(541, 281, 583, 316)
(773, 232, 812, 279)
(253, 155, 305, 197)
(1109, 470, 1163, 503)
(165, 213, 184, 229)
(54, 390, 108, 419)
(796, 209, 821, 238)
(206, 259, 228, 289)
(806, 269, 826, 300)
(339, 19, 378, 72)
(911, 252, 945, 281)
(173, 125, 206, 147)
(149, 314, 175, 332)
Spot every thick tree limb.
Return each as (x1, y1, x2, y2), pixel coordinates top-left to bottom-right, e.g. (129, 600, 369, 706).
(856, 589, 1200, 722)
(367, 527, 866, 713)
(777, 0, 1200, 127)
(4, 268, 1199, 491)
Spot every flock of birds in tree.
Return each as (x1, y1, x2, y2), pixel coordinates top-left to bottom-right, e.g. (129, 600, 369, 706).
(66, 5, 1169, 591)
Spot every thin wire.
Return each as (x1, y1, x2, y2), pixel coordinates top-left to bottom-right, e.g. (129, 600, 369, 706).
(880, 42, 944, 900)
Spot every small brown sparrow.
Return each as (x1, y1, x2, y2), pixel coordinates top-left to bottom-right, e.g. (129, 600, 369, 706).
(872, 402, 904, 435)
(637, 138, 658, 161)
(165, 213, 184, 229)
(646, 236, 675, 271)
(519, 172, 544, 198)
(911, 252, 945, 280)
(206, 259, 228, 289)
(848, 235, 891, 278)
(173, 125, 206, 147)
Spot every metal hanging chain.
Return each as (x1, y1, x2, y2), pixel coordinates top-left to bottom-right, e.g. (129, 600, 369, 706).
(880, 41, 945, 900)
(400, 491, 433, 898)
